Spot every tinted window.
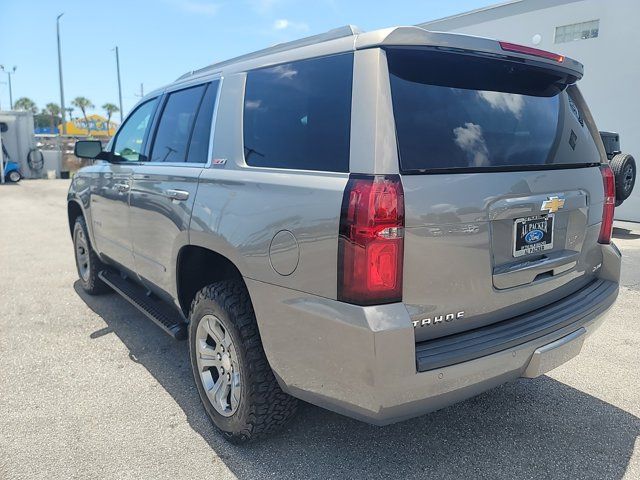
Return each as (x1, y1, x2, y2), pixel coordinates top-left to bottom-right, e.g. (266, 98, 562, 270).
(243, 54, 353, 172)
(387, 48, 601, 172)
(150, 84, 205, 163)
(187, 81, 219, 163)
(112, 98, 158, 161)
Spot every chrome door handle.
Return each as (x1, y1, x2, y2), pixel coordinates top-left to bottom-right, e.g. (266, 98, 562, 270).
(165, 189, 189, 201)
(114, 183, 130, 193)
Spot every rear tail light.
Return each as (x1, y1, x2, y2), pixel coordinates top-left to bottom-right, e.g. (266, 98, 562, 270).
(338, 175, 404, 305)
(599, 164, 616, 244)
(499, 41, 565, 63)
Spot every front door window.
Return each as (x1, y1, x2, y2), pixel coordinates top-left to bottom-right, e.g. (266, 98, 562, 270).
(112, 98, 158, 162)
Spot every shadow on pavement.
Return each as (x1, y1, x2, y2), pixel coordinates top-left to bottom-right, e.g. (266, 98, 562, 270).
(613, 227, 640, 240)
(75, 282, 639, 480)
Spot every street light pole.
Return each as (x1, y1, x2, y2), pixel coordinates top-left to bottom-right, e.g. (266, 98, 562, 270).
(7, 70, 13, 109)
(114, 46, 123, 122)
(56, 13, 67, 135)
(0, 65, 16, 109)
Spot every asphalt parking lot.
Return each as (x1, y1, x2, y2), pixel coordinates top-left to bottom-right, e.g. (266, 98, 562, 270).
(1, 179, 639, 480)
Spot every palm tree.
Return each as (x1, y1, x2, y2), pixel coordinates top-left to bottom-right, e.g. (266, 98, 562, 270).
(102, 103, 119, 136)
(71, 96, 95, 135)
(13, 97, 38, 114)
(44, 102, 61, 134)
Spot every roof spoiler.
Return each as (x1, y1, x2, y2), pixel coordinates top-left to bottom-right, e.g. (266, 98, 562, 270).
(356, 27, 583, 81)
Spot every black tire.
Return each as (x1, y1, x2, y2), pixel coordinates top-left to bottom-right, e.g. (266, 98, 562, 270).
(73, 216, 110, 295)
(610, 153, 636, 206)
(189, 280, 298, 443)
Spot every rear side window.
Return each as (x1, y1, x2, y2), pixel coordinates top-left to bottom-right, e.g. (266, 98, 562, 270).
(187, 80, 219, 163)
(387, 48, 602, 172)
(243, 53, 353, 172)
(150, 84, 206, 163)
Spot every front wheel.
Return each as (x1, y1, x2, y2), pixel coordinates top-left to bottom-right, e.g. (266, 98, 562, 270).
(189, 280, 298, 443)
(73, 216, 110, 295)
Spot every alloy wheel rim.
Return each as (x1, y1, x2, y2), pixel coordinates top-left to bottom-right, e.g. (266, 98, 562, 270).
(623, 165, 634, 192)
(195, 314, 241, 417)
(8, 171, 20, 182)
(75, 228, 90, 282)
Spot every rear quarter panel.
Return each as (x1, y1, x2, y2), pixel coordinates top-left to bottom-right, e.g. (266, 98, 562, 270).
(190, 73, 348, 299)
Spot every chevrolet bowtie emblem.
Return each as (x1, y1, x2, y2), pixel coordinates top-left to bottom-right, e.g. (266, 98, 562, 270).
(541, 196, 565, 214)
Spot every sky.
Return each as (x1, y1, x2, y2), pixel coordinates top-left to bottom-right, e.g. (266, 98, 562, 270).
(0, 0, 493, 119)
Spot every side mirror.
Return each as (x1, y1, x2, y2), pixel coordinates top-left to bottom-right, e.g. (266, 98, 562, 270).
(0, 122, 8, 133)
(74, 140, 103, 159)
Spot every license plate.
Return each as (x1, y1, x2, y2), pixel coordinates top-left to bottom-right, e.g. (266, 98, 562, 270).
(513, 214, 554, 257)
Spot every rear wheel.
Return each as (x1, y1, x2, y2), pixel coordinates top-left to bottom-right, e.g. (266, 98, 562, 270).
(610, 153, 636, 206)
(73, 216, 110, 294)
(7, 170, 21, 182)
(189, 280, 298, 443)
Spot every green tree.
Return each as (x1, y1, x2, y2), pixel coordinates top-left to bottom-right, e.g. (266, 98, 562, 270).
(71, 96, 95, 135)
(102, 103, 119, 136)
(34, 111, 51, 130)
(13, 97, 38, 114)
(44, 102, 61, 134)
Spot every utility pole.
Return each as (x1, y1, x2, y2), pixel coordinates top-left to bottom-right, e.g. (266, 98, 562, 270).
(0, 66, 17, 109)
(134, 83, 144, 99)
(114, 46, 124, 122)
(56, 13, 67, 135)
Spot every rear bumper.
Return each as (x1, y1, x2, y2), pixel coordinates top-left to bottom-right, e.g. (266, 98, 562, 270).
(415, 279, 617, 372)
(245, 244, 621, 426)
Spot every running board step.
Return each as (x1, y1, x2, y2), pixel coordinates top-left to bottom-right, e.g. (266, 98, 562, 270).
(99, 270, 187, 340)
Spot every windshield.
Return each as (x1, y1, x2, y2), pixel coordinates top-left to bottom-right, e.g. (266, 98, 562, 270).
(387, 48, 602, 172)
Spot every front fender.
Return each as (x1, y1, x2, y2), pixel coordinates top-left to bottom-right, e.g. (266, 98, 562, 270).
(67, 170, 99, 250)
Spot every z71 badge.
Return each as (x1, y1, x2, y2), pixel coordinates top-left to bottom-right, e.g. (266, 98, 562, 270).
(412, 311, 465, 328)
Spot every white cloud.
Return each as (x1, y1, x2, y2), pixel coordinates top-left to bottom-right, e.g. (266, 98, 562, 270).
(273, 18, 309, 31)
(169, 0, 220, 16)
(273, 19, 289, 29)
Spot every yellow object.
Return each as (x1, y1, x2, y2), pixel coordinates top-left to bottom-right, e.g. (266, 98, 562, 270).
(58, 114, 118, 136)
(541, 196, 566, 214)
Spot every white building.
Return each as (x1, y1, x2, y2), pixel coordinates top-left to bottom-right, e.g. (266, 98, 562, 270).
(419, 0, 640, 222)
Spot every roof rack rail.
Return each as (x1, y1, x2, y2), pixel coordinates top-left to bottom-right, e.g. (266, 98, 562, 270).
(176, 24, 362, 81)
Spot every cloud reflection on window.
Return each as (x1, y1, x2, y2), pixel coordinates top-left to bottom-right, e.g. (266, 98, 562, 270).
(271, 65, 298, 80)
(245, 99, 262, 110)
(477, 91, 525, 119)
(453, 122, 489, 167)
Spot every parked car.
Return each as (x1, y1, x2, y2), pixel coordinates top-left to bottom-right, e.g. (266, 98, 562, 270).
(0, 148, 22, 183)
(2, 157, 22, 182)
(1, 122, 22, 182)
(69, 25, 621, 442)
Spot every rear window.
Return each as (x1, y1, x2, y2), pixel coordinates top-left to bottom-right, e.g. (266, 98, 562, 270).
(243, 53, 353, 172)
(387, 48, 602, 172)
